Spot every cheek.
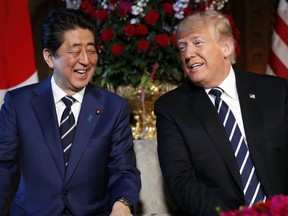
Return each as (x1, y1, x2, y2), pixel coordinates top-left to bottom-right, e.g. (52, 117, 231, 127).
(67, 57, 79, 66)
(92, 57, 98, 65)
(180, 53, 186, 63)
(56, 56, 76, 68)
(84, 54, 97, 67)
(91, 54, 99, 64)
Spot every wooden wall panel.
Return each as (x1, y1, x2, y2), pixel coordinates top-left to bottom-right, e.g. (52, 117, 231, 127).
(231, 0, 278, 74)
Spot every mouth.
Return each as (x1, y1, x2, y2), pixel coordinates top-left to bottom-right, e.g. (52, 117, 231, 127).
(187, 63, 204, 71)
(189, 63, 204, 70)
(74, 69, 87, 74)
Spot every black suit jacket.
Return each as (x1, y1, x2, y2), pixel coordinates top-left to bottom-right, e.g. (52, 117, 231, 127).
(155, 71, 288, 216)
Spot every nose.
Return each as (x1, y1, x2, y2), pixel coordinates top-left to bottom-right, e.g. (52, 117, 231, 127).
(184, 45, 196, 63)
(79, 50, 89, 65)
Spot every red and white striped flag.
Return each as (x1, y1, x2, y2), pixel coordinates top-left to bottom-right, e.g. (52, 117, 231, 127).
(267, 0, 288, 78)
(0, 0, 38, 105)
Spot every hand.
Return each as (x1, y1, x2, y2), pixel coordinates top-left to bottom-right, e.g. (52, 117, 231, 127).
(110, 201, 133, 216)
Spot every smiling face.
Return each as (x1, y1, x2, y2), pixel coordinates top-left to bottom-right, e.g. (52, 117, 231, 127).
(43, 28, 98, 95)
(176, 15, 233, 88)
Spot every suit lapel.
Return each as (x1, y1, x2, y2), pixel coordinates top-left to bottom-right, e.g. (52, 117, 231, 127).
(236, 72, 269, 194)
(185, 82, 243, 191)
(31, 78, 65, 178)
(64, 84, 103, 183)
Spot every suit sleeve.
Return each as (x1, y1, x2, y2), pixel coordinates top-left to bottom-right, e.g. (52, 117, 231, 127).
(0, 92, 19, 213)
(155, 99, 227, 216)
(107, 99, 141, 214)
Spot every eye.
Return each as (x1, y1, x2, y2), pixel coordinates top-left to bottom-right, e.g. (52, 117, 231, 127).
(69, 48, 81, 54)
(87, 45, 97, 54)
(178, 44, 186, 52)
(194, 40, 203, 46)
(68, 51, 81, 57)
(87, 49, 97, 54)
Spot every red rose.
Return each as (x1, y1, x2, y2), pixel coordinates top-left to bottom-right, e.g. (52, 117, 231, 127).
(110, 0, 119, 4)
(197, 3, 206, 11)
(183, 7, 193, 17)
(254, 201, 270, 212)
(101, 28, 114, 42)
(95, 9, 108, 21)
(111, 44, 124, 56)
(96, 43, 101, 51)
(136, 24, 148, 36)
(155, 34, 170, 47)
(137, 40, 150, 52)
(124, 24, 136, 38)
(80, 0, 90, 10)
(117, 8, 128, 18)
(270, 195, 288, 215)
(220, 209, 240, 216)
(119, 1, 132, 11)
(162, 3, 174, 15)
(80, 1, 94, 15)
(170, 34, 177, 47)
(145, 10, 160, 25)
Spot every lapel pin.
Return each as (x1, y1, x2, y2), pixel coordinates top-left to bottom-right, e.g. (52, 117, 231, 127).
(95, 109, 101, 115)
(249, 94, 256, 99)
(87, 114, 93, 122)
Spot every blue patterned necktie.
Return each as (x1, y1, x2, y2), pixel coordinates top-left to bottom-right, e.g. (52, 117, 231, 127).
(60, 95, 76, 167)
(209, 88, 266, 206)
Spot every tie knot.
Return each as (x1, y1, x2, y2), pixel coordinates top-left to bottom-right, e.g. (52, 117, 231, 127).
(62, 96, 76, 108)
(209, 88, 223, 98)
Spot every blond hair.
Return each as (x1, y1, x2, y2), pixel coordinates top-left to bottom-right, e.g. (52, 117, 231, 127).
(176, 11, 237, 64)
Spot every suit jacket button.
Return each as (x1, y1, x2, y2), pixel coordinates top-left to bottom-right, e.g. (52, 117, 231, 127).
(63, 190, 69, 196)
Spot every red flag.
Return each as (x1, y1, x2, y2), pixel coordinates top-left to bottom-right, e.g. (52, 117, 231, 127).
(267, 0, 288, 78)
(0, 0, 38, 105)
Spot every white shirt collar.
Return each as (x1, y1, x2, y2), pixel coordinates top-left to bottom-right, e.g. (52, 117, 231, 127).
(218, 67, 237, 100)
(51, 76, 85, 104)
(205, 67, 237, 100)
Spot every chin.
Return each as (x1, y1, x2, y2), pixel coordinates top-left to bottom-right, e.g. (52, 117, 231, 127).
(72, 81, 89, 90)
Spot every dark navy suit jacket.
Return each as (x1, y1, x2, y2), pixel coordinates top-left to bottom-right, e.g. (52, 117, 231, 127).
(155, 71, 288, 216)
(0, 78, 141, 215)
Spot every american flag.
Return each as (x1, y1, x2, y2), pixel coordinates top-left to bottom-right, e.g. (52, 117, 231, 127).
(266, 0, 288, 78)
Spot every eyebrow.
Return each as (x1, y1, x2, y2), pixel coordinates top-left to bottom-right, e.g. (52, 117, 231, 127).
(70, 42, 96, 47)
(177, 34, 201, 44)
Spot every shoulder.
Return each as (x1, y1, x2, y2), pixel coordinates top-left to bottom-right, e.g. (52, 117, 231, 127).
(156, 84, 183, 103)
(4, 79, 48, 103)
(155, 80, 195, 110)
(86, 83, 128, 105)
(235, 70, 288, 100)
(236, 70, 287, 85)
(235, 70, 288, 93)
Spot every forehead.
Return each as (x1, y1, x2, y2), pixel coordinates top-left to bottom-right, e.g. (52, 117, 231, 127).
(62, 28, 95, 43)
(176, 16, 203, 38)
(176, 21, 216, 43)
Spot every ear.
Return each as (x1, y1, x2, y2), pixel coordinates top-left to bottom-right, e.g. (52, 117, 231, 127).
(222, 39, 233, 59)
(43, 48, 54, 69)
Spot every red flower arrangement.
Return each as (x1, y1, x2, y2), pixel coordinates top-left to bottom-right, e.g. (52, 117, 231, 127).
(220, 195, 288, 216)
(66, 0, 230, 88)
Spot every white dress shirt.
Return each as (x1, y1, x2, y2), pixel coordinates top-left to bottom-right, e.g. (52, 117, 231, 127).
(206, 67, 248, 143)
(51, 76, 85, 126)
